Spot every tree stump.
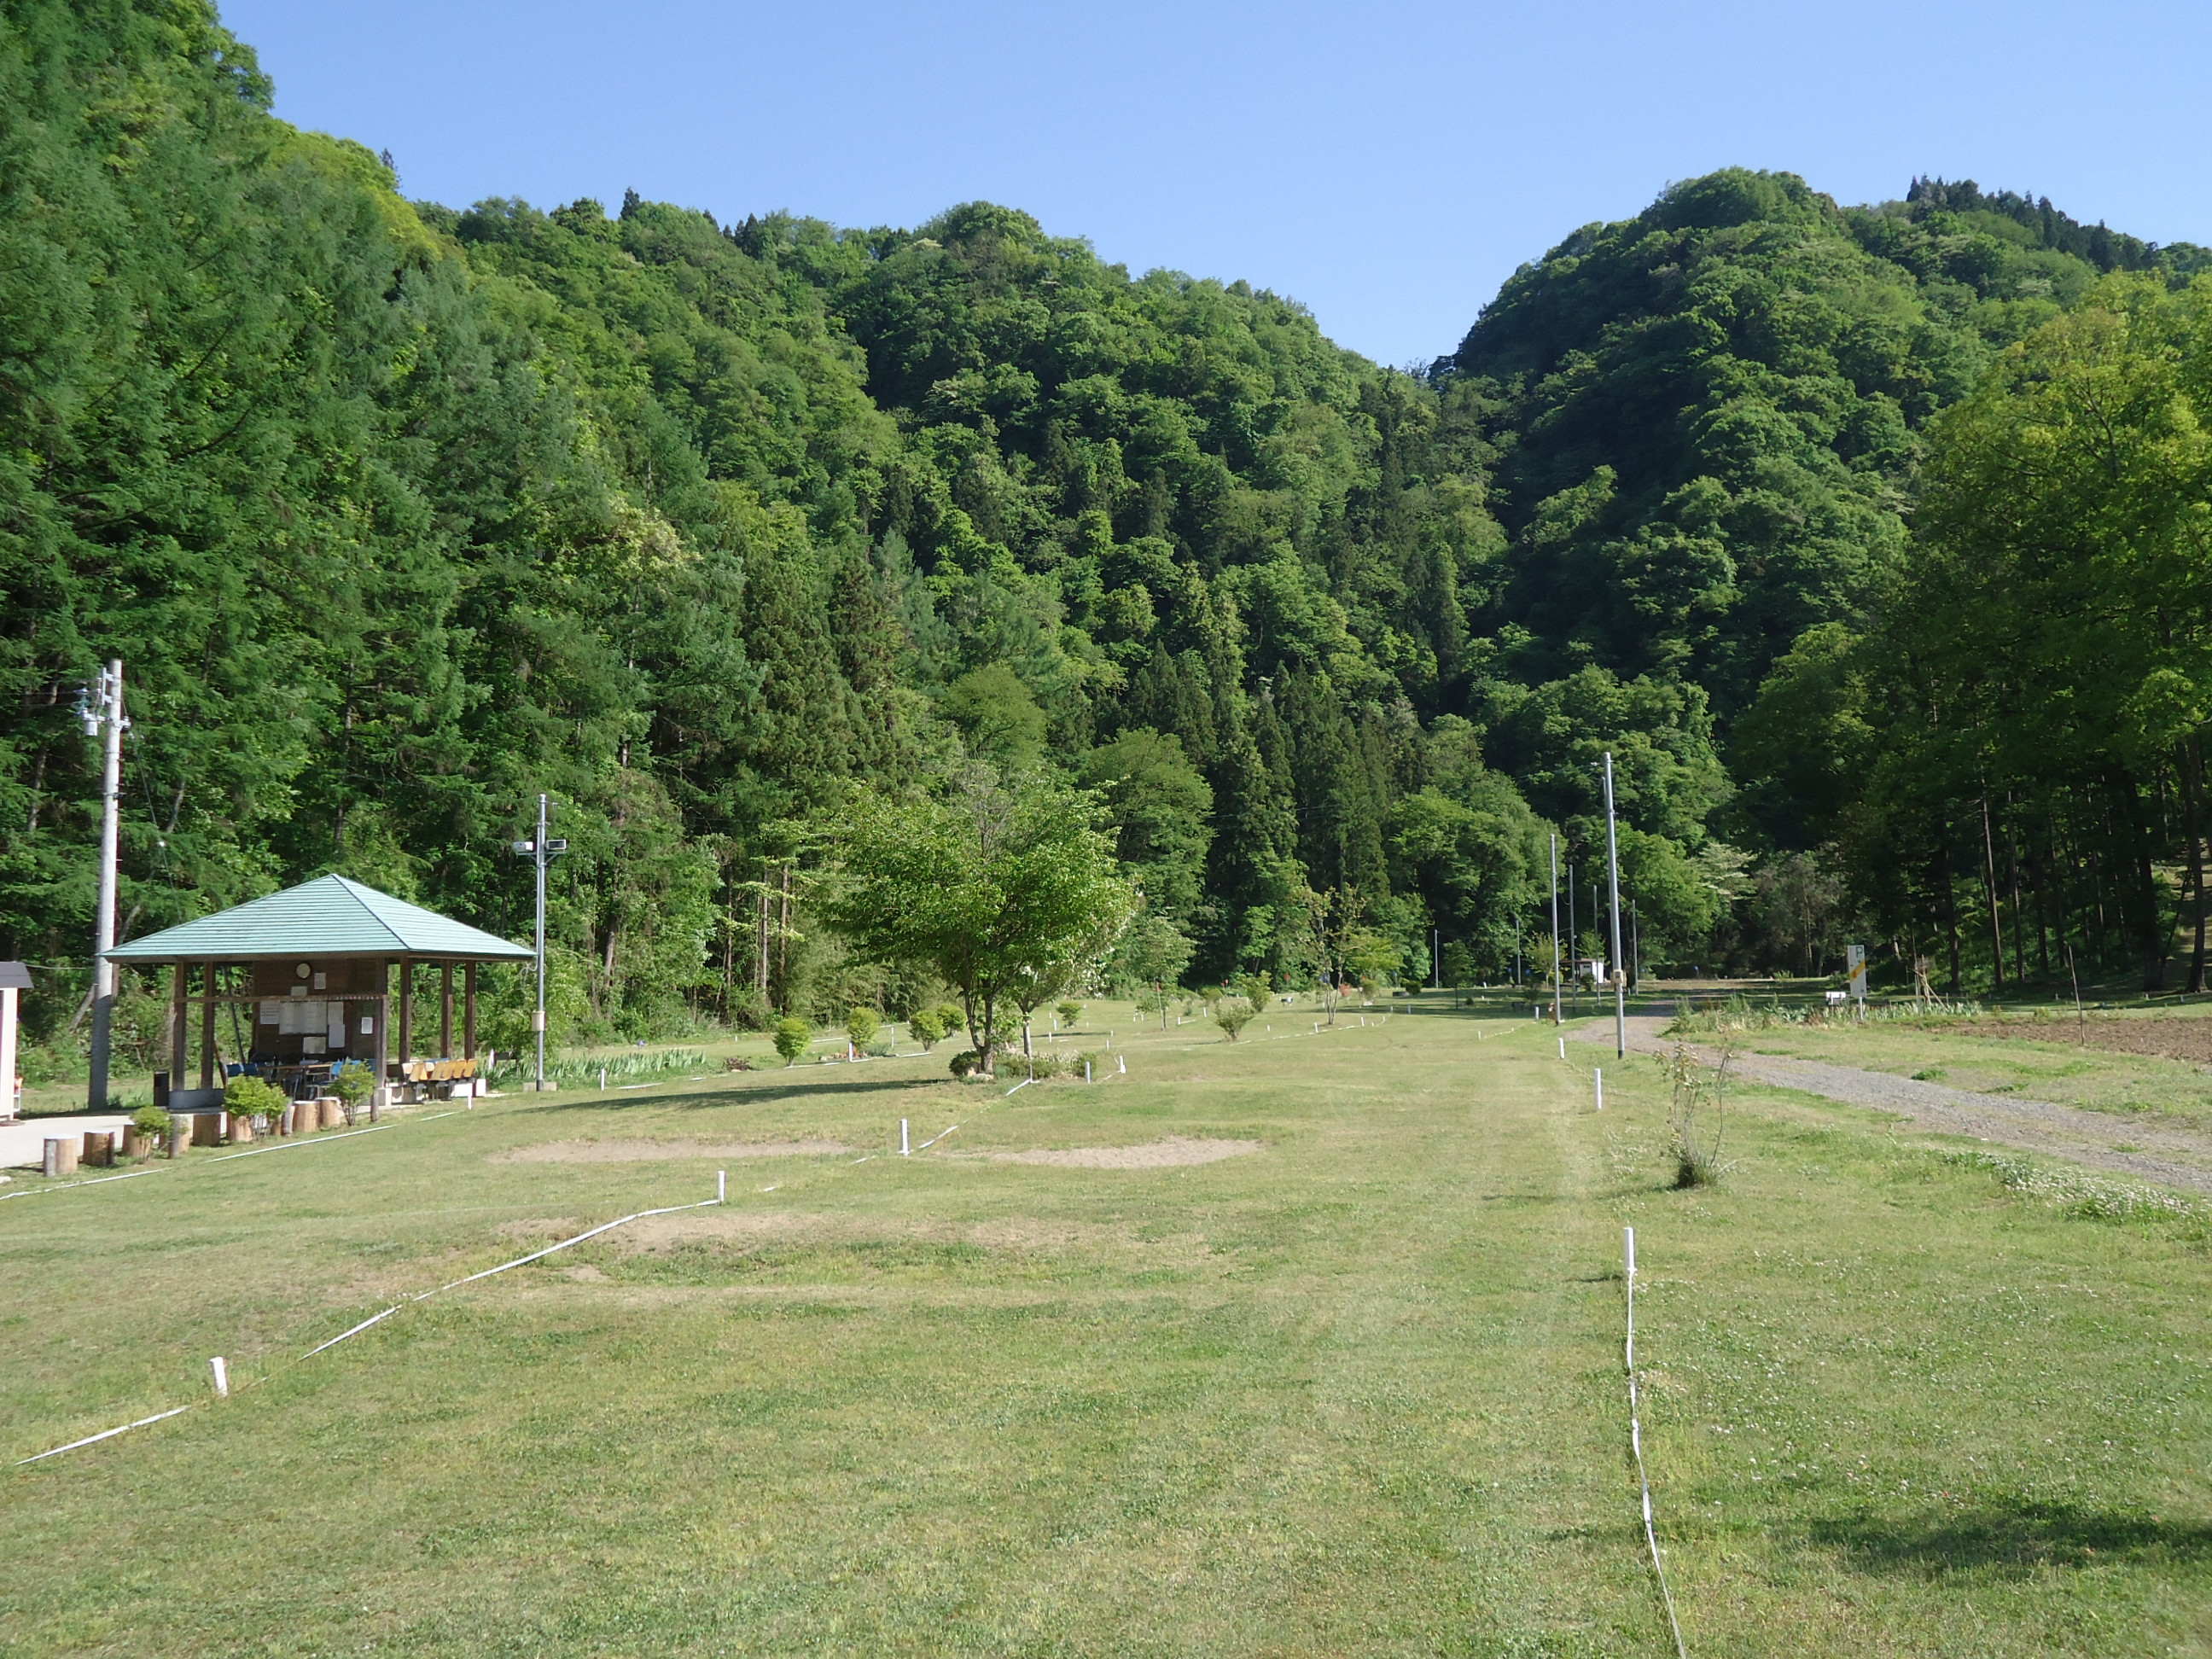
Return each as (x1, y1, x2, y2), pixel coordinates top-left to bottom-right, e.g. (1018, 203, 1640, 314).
(43, 1138, 77, 1177)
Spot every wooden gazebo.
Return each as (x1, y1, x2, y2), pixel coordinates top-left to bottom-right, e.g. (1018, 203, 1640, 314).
(104, 876, 533, 1114)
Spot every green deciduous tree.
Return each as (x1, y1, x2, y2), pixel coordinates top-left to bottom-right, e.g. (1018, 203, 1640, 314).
(821, 767, 1136, 1075)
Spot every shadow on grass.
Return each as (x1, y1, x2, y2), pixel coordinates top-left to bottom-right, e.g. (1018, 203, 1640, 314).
(532, 1075, 952, 1114)
(1811, 1499, 2212, 1575)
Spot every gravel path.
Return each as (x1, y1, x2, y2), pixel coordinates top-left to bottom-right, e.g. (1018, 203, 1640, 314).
(1570, 1016, 2212, 1196)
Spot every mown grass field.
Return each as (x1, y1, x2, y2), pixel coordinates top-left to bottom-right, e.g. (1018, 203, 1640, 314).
(4, 1000, 2210, 1656)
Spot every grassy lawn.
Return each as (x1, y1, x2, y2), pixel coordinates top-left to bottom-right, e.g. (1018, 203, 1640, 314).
(4, 1000, 2210, 1655)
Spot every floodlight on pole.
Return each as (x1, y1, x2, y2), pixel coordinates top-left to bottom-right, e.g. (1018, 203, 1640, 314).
(1604, 752, 1626, 1059)
(512, 795, 568, 1091)
(84, 660, 126, 1111)
(1549, 834, 1562, 1027)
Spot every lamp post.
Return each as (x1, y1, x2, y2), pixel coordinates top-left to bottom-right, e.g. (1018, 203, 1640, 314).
(1549, 835, 1562, 1027)
(83, 661, 126, 1111)
(511, 795, 568, 1091)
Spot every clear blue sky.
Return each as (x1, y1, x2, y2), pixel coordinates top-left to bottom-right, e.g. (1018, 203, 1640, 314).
(221, 0, 2210, 369)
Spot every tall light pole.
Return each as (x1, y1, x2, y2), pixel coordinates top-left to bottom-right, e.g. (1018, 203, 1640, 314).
(1604, 752, 1626, 1058)
(1549, 834, 1562, 1026)
(1567, 864, 1576, 1015)
(83, 661, 126, 1110)
(512, 795, 568, 1091)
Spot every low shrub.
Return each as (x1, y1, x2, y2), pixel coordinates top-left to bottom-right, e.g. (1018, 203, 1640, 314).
(772, 1017, 812, 1066)
(224, 1074, 287, 1130)
(846, 1007, 881, 1051)
(331, 1062, 375, 1123)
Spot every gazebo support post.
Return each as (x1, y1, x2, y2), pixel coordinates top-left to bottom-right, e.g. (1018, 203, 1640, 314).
(463, 963, 477, 1060)
(373, 958, 389, 1121)
(199, 959, 217, 1089)
(168, 962, 187, 1094)
(398, 963, 413, 1068)
(440, 962, 454, 1059)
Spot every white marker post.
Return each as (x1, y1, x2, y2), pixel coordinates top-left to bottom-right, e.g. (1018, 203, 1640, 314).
(1085, 1060, 1092, 1083)
(1624, 1226, 1636, 1358)
(1595, 1068, 1604, 1111)
(717, 1169, 726, 1203)
(1558, 1036, 1566, 1060)
(900, 1118, 910, 1156)
(1118, 1055, 1126, 1074)
(209, 1357, 229, 1399)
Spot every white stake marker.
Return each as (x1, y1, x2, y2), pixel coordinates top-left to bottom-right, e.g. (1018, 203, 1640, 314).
(900, 1118, 910, 1156)
(717, 1169, 726, 1203)
(1118, 1054, 1126, 1074)
(1595, 1068, 1604, 1111)
(209, 1357, 229, 1399)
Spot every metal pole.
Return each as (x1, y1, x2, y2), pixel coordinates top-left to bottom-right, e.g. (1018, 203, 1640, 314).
(87, 660, 125, 1110)
(534, 793, 548, 1091)
(1431, 926, 1440, 991)
(1604, 753, 1626, 1058)
(1567, 864, 1576, 1015)
(1549, 835, 1562, 1026)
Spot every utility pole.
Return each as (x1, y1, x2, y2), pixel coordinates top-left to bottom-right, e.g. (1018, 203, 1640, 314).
(511, 795, 568, 1091)
(84, 661, 126, 1110)
(1604, 752, 1626, 1058)
(533, 794, 548, 1090)
(1431, 925, 1441, 991)
(1567, 864, 1576, 1016)
(1549, 835, 1562, 1027)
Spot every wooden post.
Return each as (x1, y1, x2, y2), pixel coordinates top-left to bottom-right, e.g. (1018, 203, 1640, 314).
(463, 963, 478, 1058)
(170, 960, 188, 1090)
(440, 962, 454, 1058)
(373, 958, 389, 1121)
(398, 962, 413, 1063)
(199, 960, 217, 1088)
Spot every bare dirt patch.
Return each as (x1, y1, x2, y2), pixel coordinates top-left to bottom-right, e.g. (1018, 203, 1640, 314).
(617, 1209, 818, 1249)
(490, 1138, 849, 1164)
(493, 1217, 579, 1241)
(1947, 1018, 2212, 1068)
(612, 1208, 1202, 1260)
(988, 1136, 1262, 1169)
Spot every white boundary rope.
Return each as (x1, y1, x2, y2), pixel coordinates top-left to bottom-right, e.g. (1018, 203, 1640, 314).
(14, 1179, 726, 1467)
(1624, 1226, 1688, 1658)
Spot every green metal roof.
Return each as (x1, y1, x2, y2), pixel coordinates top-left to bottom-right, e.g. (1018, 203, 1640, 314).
(104, 875, 533, 963)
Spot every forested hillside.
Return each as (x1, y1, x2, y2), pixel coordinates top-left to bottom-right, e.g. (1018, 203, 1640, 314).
(3, 0, 2208, 1070)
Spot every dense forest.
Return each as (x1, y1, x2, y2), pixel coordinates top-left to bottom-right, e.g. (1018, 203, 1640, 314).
(4, 0, 2209, 1072)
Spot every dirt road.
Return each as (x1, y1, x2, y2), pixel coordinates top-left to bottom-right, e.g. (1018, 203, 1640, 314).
(1570, 1016, 2212, 1195)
